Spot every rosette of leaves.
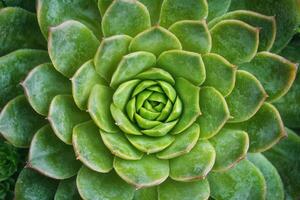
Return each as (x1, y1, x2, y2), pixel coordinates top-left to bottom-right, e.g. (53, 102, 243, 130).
(1, 0, 300, 199)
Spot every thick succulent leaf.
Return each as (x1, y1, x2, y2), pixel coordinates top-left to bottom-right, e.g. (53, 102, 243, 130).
(210, 19, 259, 64)
(171, 78, 201, 134)
(197, 87, 230, 139)
(134, 187, 157, 200)
(114, 154, 169, 188)
(169, 140, 215, 181)
(126, 134, 175, 154)
(139, 0, 164, 25)
(72, 60, 107, 110)
(22, 63, 71, 116)
(210, 128, 249, 171)
(73, 123, 113, 174)
(102, 0, 151, 37)
(54, 177, 81, 200)
(15, 168, 58, 200)
(129, 27, 182, 56)
(88, 84, 119, 133)
(227, 103, 286, 152)
(0, 96, 46, 148)
(48, 95, 90, 144)
(37, 0, 101, 37)
(158, 178, 210, 200)
(248, 153, 284, 200)
(208, 159, 266, 200)
(226, 70, 267, 123)
(77, 166, 135, 200)
(207, 0, 231, 21)
(263, 128, 300, 199)
(0, 49, 49, 108)
(29, 125, 81, 179)
(135, 68, 175, 85)
(94, 35, 132, 82)
(98, 0, 113, 16)
(100, 131, 143, 160)
(158, 50, 206, 86)
(209, 10, 276, 51)
(0, 7, 46, 56)
(240, 52, 297, 102)
(159, 0, 208, 28)
(141, 120, 177, 137)
(110, 52, 156, 88)
(229, 0, 300, 52)
(49, 20, 99, 77)
(169, 20, 211, 54)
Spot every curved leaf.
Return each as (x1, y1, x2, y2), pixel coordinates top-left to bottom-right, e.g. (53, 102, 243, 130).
(54, 177, 81, 200)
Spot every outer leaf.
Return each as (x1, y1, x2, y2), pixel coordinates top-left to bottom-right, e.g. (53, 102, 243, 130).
(54, 177, 81, 200)
(134, 187, 157, 200)
(207, 0, 231, 21)
(139, 0, 164, 25)
(98, 0, 113, 16)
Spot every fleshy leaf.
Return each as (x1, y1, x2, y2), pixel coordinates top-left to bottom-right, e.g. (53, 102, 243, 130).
(110, 52, 156, 88)
(88, 84, 119, 133)
(0, 49, 49, 108)
(49, 20, 99, 77)
(248, 153, 284, 200)
(0, 7, 46, 56)
(72, 60, 107, 110)
(102, 0, 151, 37)
(159, 0, 208, 28)
(210, 19, 259, 64)
(226, 70, 266, 123)
(157, 50, 206, 86)
(135, 68, 175, 85)
(54, 177, 81, 200)
(134, 187, 157, 200)
(37, 0, 101, 37)
(48, 95, 90, 144)
(98, 0, 113, 16)
(73, 121, 113, 173)
(77, 166, 135, 200)
(141, 120, 178, 137)
(29, 125, 81, 179)
(208, 160, 266, 200)
(100, 131, 143, 160)
(0, 96, 46, 148)
(240, 52, 297, 102)
(15, 168, 58, 200)
(169, 20, 211, 54)
(210, 128, 249, 171)
(197, 87, 230, 139)
(139, 0, 164, 25)
(114, 154, 169, 188)
(207, 0, 232, 21)
(22, 63, 71, 116)
(158, 178, 210, 200)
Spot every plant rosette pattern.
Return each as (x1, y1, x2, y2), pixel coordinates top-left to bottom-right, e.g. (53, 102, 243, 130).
(0, 0, 300, 199)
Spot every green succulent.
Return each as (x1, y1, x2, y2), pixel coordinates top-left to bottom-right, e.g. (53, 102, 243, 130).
(1, 0, 300, 199)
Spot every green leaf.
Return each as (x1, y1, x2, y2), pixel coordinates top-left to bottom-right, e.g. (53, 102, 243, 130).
(102, 0, 151, 37)
(77, 166, 135, 200)
(3, 0, 36, 12)
(37, 0, 101, 37)
(169, 140, 215, 181)
(22, 63, 71, 116)
(210, 128, 249, 171)
(134, 187, 157, 200)
(158, 50, 206, 86)
(210, 19, 259, 64)
(207, 0, 231, 21)
(139, 0, 164, 25)
(129, 27, 182, 56)
(135, 68, 175, 85)
(54, 177, 81, 200)
(48, 95, 90, 144)
(0, 7, 46, 56)
(29, 125, 81, 179)
(15, 168, 58, 200)
(248, 153, 284, 200)
(141, 120, 178, 137)
(73, 121, 114, 173)
(158, 178, 210, 200)
(72, 60, 107, 110)
(114, 154, 169, 188)
(100, 131, 143, 160)
(208, 160, 266, 200)
(88, 84, 119, 133)
(169, 20, 211, 54)
(159, 0, 208, 28)
(0, 140, 19, 181)
(226, 70, 267, 123)
(0, 49, 49, 108)
(98, 0, 113, 16)
(49, 20, 99, 77)
(197, 87, 230, 139)
(0, 96, 46, 148)
(110, 52, 156, 88)
(202, 53, 236, 97)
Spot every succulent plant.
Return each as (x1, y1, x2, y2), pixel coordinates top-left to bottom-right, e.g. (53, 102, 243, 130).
(1, 0, 300, 199)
